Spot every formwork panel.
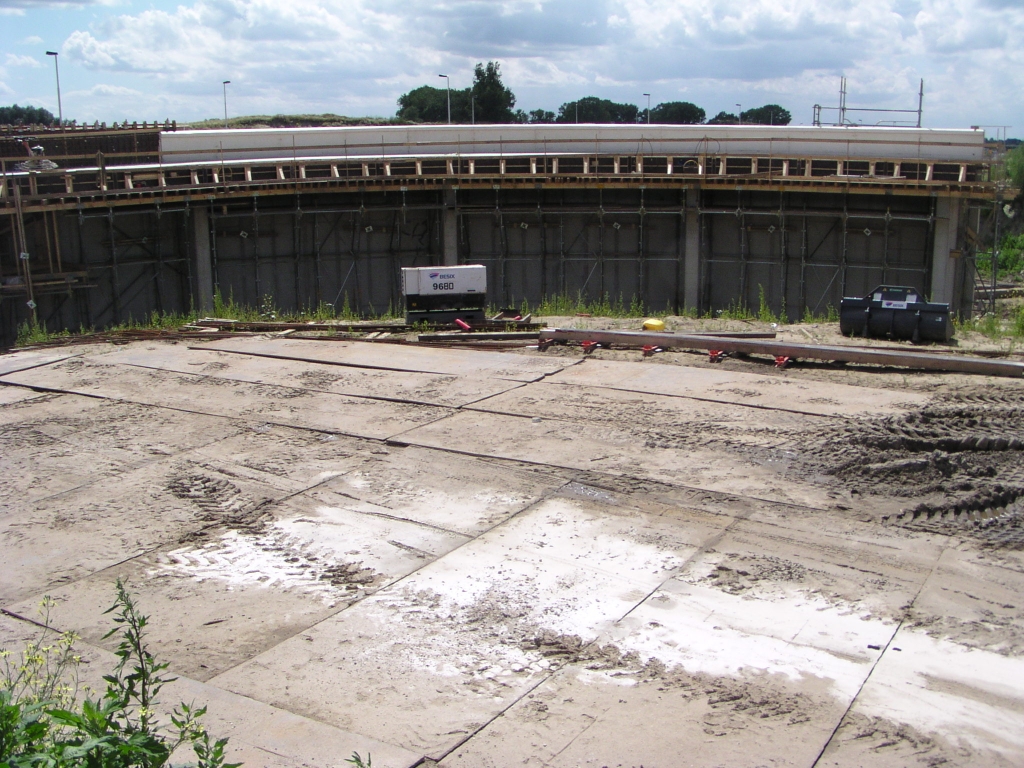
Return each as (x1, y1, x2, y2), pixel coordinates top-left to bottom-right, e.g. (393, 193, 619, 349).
(0, 181, 969, 347)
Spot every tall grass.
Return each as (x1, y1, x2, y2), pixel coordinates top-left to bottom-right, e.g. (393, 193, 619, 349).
(11, 291, 411, 348)
(977, 233, 1024, 282)
(956, 305, 1024, 340)
(515, 291, 649, 318)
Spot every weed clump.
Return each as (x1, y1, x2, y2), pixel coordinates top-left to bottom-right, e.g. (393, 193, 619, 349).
(0, 581, 239, 767)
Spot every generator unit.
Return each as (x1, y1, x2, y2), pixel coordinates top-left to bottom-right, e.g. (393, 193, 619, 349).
(839, 285, 953, 343)
(402, 265, 487, 325)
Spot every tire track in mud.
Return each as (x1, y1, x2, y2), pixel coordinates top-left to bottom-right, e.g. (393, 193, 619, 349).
(752, 389, 1024, 547)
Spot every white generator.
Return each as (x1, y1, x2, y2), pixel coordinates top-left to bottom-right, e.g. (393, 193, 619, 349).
(401, 265, 487, 325)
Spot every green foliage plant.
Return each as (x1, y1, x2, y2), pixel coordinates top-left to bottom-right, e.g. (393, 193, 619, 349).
(15, 321, 69, 348)
(756, 285, 777, 323)
(1006, 144, 1024, 193)
(0, 582, 239, 768)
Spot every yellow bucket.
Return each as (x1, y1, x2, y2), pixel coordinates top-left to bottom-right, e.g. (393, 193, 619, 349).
(642, 318, 666, 332)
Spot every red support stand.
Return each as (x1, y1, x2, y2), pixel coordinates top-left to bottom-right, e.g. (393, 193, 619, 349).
(708, 350, 726, 363)
(774, 355, 794, 369)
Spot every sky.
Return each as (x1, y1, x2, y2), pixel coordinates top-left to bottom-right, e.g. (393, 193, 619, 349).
(0, 0, 1021, 134)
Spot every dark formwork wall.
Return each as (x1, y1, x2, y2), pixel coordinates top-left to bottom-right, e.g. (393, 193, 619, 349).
(1, 206, 194, 346)
(700, 190, 934, 319)
(208, 192, 442, 314)
(459, 188, 686, 312)
(1, 187, 958, 347)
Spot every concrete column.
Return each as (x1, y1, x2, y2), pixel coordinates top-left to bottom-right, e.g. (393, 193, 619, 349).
(929, 196, 960, 304)
(192, 207, 214, 314)
(443, 187, 458, 266)
(683, 189, 701, 311)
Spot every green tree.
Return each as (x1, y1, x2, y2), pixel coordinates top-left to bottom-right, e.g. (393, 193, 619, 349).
(471, 61, 517, 123)
(526, 109, 556, 124)
(397, 85, 472, 123)
(556, 97, 639, 124)
(1006, 143, 1024, 193)
(707, 111, 739, 125)
(396, 62, 516, 123)
(0, 104, 57, 126)
(739, 104, 792, 125)
(649, 101, 705, 124)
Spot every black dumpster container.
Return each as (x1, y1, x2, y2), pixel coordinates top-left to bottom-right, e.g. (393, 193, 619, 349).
(839, 285, 953, 342)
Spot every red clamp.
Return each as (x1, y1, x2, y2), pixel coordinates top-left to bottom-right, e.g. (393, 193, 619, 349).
(582, 340, 600, 354)
(774, 355, 794, 369)
(642, 345, 661, 357)
(708, 350, 726, 363)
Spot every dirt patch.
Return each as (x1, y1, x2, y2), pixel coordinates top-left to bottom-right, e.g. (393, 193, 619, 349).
(0, 423, 62, 451)
(906, 609, 1024, 656)
(694, 555, 813, 595)
(517, 630, 817, 732)
(824, 712, 978, 766)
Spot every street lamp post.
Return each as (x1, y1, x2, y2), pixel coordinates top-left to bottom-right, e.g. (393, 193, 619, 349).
(471, 95, 475, 125)
(438, 74, 451, 124)
(45, 51, 62, 128)
(222, 81, 231, 128)
(643, 93, 651, 124)
(736, 103, 742, 125)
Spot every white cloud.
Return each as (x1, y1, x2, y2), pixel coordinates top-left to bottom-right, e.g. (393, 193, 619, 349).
(70, 83, 143, 97)
(1, 0, 119, 5)
(5, 54, 43, 67)
(17, 0, 1022, 127)
(23, 35, 44, 44)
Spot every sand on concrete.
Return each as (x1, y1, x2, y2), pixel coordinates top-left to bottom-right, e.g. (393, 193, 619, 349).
(2, 336, 1024, 767)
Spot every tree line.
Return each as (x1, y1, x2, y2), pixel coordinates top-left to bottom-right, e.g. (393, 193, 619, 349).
(398, 62, 791, 126)
(0, 104, 58, 126)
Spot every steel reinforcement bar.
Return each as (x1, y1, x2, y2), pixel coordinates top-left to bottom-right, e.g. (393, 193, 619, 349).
(540, 328, 1024, 378)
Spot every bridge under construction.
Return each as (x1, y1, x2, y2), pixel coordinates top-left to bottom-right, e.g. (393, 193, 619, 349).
(0, 123, 996, 345)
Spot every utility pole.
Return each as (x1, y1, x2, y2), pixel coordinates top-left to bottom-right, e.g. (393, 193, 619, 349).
(45, 51, 66, 157)
(439, 74, 451, 124)
(992, 194, 1001, 315)
(916, 79, 924, 128)
(222, 81, 231, 127)
(45, 52, 63, 127)
(643, 93, 651, 124)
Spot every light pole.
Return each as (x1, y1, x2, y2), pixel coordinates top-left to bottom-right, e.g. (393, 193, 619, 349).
(643, 93, 651, 124)
(438, 74, 451, 124)
(222, 81, 231, 128)
(471, 95, 475, 125)
(736, 103, 742, 125)
(45, 51, 62, 128)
